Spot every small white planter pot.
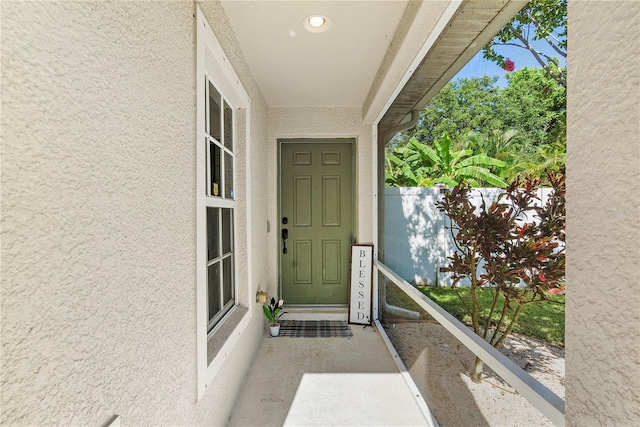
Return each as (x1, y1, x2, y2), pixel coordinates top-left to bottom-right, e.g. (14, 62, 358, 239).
(269, 324, 280, 337)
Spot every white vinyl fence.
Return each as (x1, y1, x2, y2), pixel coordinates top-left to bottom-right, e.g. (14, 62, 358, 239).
(383, 187, 555, 287)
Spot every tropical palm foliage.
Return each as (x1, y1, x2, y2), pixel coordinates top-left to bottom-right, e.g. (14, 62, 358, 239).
(385, 133, 507, 188)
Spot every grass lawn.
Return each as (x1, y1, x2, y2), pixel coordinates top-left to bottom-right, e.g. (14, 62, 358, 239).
(418, 286, 565, 346)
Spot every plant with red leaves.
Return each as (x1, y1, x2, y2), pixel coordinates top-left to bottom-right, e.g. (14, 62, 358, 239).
(437, 171, 565, 382)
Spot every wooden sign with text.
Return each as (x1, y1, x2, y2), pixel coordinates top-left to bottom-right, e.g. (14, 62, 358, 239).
(348, 244, 373, 325)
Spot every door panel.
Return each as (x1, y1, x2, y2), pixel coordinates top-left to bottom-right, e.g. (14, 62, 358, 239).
(322, 176, 341, 226)
(294, 176, 312, 226)
(322, 240, 341, 284)
(281, 142, 353, 304)
(293, 241, 312, 284)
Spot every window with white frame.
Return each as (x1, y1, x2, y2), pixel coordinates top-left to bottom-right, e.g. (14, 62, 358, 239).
(205, 78, 235, 332)
(196, 6, 253, 401)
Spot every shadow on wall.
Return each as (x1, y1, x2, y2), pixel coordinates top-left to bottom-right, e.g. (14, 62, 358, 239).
(382, 318, 490, 427)
(383, 188, 443, 286)
(383, 187, 553, 287)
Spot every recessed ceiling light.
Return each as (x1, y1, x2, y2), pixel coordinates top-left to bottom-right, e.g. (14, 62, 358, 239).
(309, 16, 325, 28)
(303, 15, 331, 33)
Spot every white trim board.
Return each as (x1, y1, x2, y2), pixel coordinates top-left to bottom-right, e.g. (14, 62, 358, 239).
(375, 319, 439, 427)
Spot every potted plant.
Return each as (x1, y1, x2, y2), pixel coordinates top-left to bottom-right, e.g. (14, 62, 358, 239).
(263, 297, 285, 337)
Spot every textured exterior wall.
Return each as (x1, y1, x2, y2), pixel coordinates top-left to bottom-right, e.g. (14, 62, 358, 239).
(267, 107, 374, 295)
(1, 1, 269, 425)
(566, 1, 640, 425)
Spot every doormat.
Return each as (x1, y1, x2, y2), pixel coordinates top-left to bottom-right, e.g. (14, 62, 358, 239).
(278, 320, 353, 338)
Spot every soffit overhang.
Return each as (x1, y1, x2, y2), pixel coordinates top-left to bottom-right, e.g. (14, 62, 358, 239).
(378, 0, 527, 132)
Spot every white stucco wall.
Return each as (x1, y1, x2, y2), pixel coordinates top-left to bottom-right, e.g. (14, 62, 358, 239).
(267, 107, 375, 295)
(566, 1, 640, 425)
(1, 1, 269, 425)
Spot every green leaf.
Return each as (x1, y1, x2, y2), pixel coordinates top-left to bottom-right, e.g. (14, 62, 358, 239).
(457, 166, 508, 187)
(450, 149, 473, 167)
(386, 152, 403, 165)
(400, 164, 418, 185)
(436, 133, 453, 166)
(263, 305, 272, 321)
(408, 138, 437, 165)
(417, 143, 441, 166)
(460, 154, 507, 168)
(433, 177, 458, 187)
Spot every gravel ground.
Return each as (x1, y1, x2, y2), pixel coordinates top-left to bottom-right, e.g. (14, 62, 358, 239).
(382, 320, 564, 427)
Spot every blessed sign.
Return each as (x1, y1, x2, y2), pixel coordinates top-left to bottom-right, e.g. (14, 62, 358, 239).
(349, 244, 373, 325)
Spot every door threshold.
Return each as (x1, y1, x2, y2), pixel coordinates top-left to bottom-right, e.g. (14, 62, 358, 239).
(281, 305, 348, 321)
(284, 304, 347, 313)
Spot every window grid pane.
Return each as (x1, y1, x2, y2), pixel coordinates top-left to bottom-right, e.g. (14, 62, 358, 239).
(209, 82, 221, 142)
(225, 152, 234, 199)
(205, 137, 210, 196)
(207, 207, 220, 261)
(224, 101, 233, 151)
(207, 262, 221, 322)
(210, 142, 221, 197)
(223, 256, 234, 307)
(222, 209, 233, 255)
(205, 76, 209, 135)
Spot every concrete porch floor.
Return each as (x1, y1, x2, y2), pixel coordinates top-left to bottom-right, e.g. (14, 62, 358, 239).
(227, 309, 436, 427)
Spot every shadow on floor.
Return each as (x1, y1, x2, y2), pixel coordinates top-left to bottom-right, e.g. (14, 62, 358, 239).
(383, 319, 555, 427)
(227, 321, 430, 426)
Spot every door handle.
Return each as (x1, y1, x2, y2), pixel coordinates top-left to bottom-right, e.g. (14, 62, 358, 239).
(282, 228, 288, 254)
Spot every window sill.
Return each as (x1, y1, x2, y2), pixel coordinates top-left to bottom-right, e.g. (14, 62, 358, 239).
(207, 305, 249, 365)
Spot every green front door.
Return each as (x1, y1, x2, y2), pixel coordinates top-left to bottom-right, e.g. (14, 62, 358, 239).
(280, 141, 354, 304)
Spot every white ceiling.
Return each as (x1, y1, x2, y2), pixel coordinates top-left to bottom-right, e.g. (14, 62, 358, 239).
(221, 1, 408, 108)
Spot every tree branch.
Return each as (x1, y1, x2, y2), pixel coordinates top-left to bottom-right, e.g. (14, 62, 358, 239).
(449, 221, 465, 254)
(483, 289, 501, 340)
(544, 36, 567, 58)
(492, 42, 565, 64)
(526, 10, 567, 58)
(454, 288, 473, 320)
(468, 243, 483, 335)
(507, 24, 566, 88)
(489, 301, 509, 346)
(493, 303, 525, 349)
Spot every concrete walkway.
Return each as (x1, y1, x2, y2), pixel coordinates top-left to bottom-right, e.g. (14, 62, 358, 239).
(228, 311, 435, 427)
